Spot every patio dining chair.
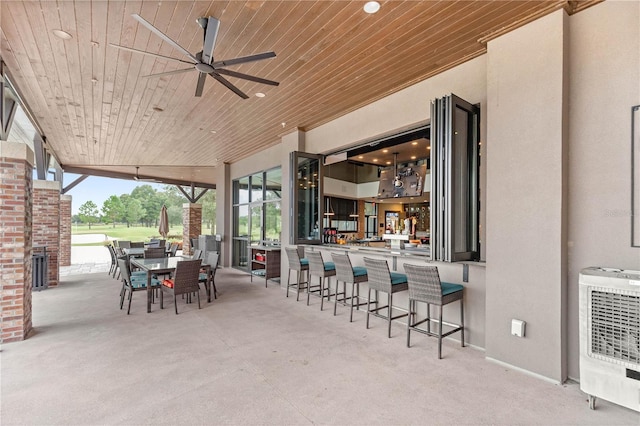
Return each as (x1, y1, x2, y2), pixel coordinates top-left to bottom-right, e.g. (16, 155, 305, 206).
(160, 259, 203, 314)
(144, 247, 166, 258)
(199, 252, 220, 300)
(130, 241, 144, 249)
(117, 258, 161, 315)
(118, 240, 131, 249)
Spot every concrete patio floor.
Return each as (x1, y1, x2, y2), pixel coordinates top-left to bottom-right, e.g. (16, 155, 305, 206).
(1, 268, 637, 425)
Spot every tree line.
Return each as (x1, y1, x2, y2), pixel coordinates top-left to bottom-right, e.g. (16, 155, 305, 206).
(76, 184, 216, 231)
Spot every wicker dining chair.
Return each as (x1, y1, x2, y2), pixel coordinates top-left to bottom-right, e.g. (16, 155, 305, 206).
(168, 243, 179, 257)
(130, 241, 144, 249)
(107, 244, 118, 278)
(306, 251, 336, 310)
(284, 247, 309, 301)
(118, 240, 131, 249)
(144, 247, 166, 258)
(117, 258, 161, 315)
(192, 249, 203, 260)
(363, 257, 408, 338)
(199, 252, 219, 300)
(404, 263, 464, 359)
(331, 252, 369, 321)
(160, 259, 202, 314)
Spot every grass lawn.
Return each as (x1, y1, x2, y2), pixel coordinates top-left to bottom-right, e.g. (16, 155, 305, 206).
(72, 224, 184, 244)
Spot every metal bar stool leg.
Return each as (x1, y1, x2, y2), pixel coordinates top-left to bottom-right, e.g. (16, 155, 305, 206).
(407, 299, 413, 347)
(388, 293, 393, 338)
(286, 269, 291, 298)
(350, 282, 356, 322)
(438, 306, 443, 359)
(460, 298, 465, 347)
(366, 288, 372, 329)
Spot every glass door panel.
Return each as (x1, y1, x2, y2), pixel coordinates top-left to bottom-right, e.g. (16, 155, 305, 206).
(290, 152, 323, 244)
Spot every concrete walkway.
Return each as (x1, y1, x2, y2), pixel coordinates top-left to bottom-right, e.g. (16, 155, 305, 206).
(2, 268, 637, 425)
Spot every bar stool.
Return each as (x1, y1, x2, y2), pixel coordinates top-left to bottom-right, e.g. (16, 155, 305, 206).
(306, 251, 336, 310)
(404, 263, 464, 359)
(331, 252, 369, 322)
(284, 247, 309, 301)
(363, 257, 408, 338)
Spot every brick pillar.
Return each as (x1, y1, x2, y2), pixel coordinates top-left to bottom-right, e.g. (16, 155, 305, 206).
(0, 141, 34, 343)
(33, 180, 61, 287)
(59, 194, 72, 266)
(182, 203, 202, 256)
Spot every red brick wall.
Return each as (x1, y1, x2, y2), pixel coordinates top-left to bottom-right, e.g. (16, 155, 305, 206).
(59, 195, 72, 266)
(33, 182, 61, 287)
(182, 204, 202, 255)
(0, 156, 33, 343)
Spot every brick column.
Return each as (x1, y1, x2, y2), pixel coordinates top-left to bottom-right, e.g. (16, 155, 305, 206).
(59, 194, 72, 266)
(33, 180, 61, 287)
(182, 203, 202, 256)
(0, 141, 34, 343)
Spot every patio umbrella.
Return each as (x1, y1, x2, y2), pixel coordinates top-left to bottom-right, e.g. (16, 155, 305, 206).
(158, 205, 169, 239)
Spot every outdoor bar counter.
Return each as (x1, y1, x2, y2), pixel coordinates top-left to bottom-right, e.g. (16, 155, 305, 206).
(298, 244, 486, 349)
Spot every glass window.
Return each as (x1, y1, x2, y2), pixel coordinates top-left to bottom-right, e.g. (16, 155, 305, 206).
(251, 173, 263, 202)
(264, 201, 281, 241)
(250, 204, 263, 244)
(291, 153, 322, 243)
(234, 177, 250, 204)
(265, 168, 282, 200)
(234, 205, 249, 237)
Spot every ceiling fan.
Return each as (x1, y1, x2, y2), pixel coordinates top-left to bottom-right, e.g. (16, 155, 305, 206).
(110, 14, 279, 98)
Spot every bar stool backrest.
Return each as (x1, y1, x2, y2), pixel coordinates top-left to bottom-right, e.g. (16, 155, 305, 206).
(306, 251, 326, 275)
(285, 247, 306, 271)
(404, 264, 443, 305)
(363, 257, 392, 292)
(332, 252, 355, 283)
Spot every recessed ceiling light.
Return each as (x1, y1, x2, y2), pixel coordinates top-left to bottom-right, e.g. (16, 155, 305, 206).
(382, 149, 388, 153)
(255, 92, 265, 98)
(210, 130, 217, 134)
(363, 1, 381, 14)
(373, 159, 378, 162)
(386, 161, 391, 165)
(427, 146, 431, 150)
(411, 156, 416, 160)
(412, 141, 418, 145)
(281, 122, 286, 128)
(52, 29, 72, 40)
(358, 156, 364, 159)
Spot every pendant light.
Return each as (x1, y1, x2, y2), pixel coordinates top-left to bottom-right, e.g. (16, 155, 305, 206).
(324, 196, 335, 216)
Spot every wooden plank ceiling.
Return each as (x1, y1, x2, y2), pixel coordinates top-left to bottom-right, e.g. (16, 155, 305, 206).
(0, 0, 598, 187)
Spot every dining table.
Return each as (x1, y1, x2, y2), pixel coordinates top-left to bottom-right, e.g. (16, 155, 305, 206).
(130, 256, 212, 313)
(122, 247, 145, 259)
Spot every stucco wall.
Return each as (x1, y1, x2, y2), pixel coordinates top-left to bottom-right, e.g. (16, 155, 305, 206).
(566, 0, 640, 380)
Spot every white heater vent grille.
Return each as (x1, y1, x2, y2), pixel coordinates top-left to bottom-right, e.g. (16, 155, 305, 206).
(589, 288, 640, 366)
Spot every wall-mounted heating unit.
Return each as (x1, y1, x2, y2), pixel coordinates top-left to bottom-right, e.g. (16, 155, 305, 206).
(579, 267, 640, 412)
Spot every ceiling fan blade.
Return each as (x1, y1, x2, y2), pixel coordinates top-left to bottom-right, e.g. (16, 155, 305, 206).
(143, 67, 196, 78)
(202, 17, 220, 65)
(109, 43, 195, 65)
(208, 72, 249, 99)
(195, 73, 207, 97)
(212, 52, 276, 68)
(132, 13, 199, 63)
(214, 68, 279, 86)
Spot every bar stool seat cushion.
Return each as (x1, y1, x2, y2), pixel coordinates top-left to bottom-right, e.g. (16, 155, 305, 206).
(323, 261, 336, 271)
(352, 266, 367, 277)
(390, 272, 408, 285)
(441, 282, 464, 296)
(300, 258, 309, 266)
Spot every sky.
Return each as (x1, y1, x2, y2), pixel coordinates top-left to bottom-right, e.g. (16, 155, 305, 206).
(63, 173, 165, 215)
